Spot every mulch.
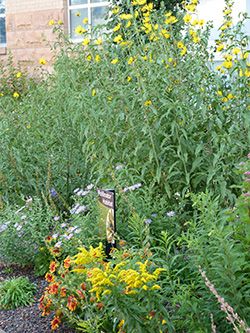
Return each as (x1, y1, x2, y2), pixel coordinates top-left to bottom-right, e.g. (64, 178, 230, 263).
(0, 264, 76, 333)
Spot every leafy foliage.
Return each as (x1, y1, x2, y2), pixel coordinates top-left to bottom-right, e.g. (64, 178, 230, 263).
(0, 276, 36, 309)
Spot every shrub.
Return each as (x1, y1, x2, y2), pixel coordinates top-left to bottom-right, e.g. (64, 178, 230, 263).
(39, 243, 172, 332)
(0, 0, 248, 208)
(0, 276, 36, 309)
(0, 196, 55, 266)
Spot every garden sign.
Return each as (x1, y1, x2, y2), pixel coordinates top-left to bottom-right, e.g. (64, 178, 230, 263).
(97, 189, 116, 255)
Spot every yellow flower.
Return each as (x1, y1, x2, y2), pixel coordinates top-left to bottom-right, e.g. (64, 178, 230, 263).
(126, 20, 132, 28)
(112, 6, 119, 14)
(217, 90, 223, 96)
(127, 76, 132, 82)
(113, 23, 121, 32)
(232, 47, 240, 55)
(177, 41, 184, 49)
(48, 19, 55, 26)
(13, 92, 20, 99)
(119, 13, 133, 20)
(165, 15, 178, 25)
(16, 72, 22, 78)
(95, 38, 102, 45)
(224, 54, 232, 61)
(216, 44, 224, 52)
(191, 19, 199, 26)
(144, 100, 152, 106)
(111, 58, 119, 64)
(162, 319, 167, 325)
(128, 56, 136, 65)
(183, 14, 192, 23)
(227, 93, 234, 100)
(86, 54, 92, 61)
(58, 19, 63, 25)
(75, 12, 81, 17)
(75, 25, 86, 35)
(39, 58, 47, 65)
(223, 9, 232, 15)
(113, 35, 123, 44)
(198, 19, 205, 26)
(82, 17, 88, 24)
(118, 319, 125, 329)
(193, 35, 200, 43)
(151, 284, 161, 290)
(95, 54, 101, 62)
(222, 60, 233, 69)
(82, 38, 90, 46)
(161, 29, 170, 39)
(132, 0, 146, 5)
(185, 4, 196, 12)
(168, 57, 173, 63)
(216, 65, 222, 71)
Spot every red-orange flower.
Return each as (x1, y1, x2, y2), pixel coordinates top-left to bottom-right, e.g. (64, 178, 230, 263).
(149, 310, 156, 318)
(80, 282, 87, 290)
(45, 272, 55, 283)
(67, 295, 78, 311)
(60, 286, 67, 297)
(51, 316, 61, 330)
(46, 235, 52, 242)
(64, 256, 71, 269)
(51, 247, 60, 256)
(48, 283, 59, 295)
(49, 261, 57, 273)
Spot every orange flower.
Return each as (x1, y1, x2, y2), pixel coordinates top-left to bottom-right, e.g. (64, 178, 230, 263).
(64, 256, 71, 269)
(76, 289, 85, 299)
(45, 273, 55, 283)
(67, 295, 78, 311)
(49, 261, 57, 273)
(48, 283, 59, 295)
(89, 296, 96, 303)
(96, 302, 104, 310)
(39, 296, 52, 316)
(51, 316, 61, 330)
(60, 286, 67, 297)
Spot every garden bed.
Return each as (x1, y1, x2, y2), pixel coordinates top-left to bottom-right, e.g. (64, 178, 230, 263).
(0, 264, 76, 333)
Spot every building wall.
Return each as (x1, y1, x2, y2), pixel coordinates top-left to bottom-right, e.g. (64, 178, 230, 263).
(1, 0, 67, 70)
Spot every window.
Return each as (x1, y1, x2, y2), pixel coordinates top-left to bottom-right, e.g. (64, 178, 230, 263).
(68, 0, 109, 41)
(0, 0, 6, 46)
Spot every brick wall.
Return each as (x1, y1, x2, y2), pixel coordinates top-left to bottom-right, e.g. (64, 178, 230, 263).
(1, 0, 68, 71)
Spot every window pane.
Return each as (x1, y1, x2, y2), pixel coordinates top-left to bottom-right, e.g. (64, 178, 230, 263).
(0, 17, 6, 44)
(70, 0, 87, 5)
(91, 6, 108, 27)
(0, 0, 5, 14)
(70, 8, 88, 39)
(90, 0, 108, 3)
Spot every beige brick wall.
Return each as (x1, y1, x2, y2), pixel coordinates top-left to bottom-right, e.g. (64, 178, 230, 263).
(1, 0, 68, 71)
(6, 0, 65, 14)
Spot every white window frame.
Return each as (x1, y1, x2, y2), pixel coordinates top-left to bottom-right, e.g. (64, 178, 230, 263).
(68, 0, 110, 43)
(0, 0, 6, 47)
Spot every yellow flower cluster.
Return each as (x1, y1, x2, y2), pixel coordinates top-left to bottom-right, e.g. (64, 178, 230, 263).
(72, 243, 105, 273)
(117, 260, 164, 294)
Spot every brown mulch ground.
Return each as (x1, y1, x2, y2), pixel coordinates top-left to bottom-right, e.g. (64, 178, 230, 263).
(0, 264, 76, 333)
